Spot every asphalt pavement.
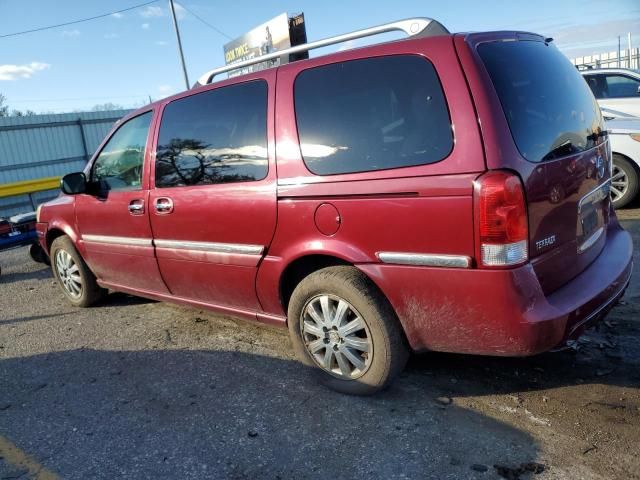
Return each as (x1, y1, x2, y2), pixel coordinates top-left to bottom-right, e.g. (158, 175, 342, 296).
(1, 208, 639, 479)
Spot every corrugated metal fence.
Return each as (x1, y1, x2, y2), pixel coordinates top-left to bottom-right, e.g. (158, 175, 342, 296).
(0, 109, 132, 217)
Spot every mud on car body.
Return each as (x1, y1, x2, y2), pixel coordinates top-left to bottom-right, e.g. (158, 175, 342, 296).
(37, 18, 633, 394)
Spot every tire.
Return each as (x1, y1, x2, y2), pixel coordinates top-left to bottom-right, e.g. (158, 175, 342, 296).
(50, 236, 106, 307)
(29, 242, 50, 265)
(611, 155, 639, 209)
(287, 266, 409, 395)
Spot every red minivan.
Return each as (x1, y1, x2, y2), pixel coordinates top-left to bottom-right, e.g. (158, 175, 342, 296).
(36, 19, 633, 394)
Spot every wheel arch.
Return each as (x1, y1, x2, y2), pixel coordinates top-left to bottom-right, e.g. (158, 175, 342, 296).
(45, 222, 80, 253)
(279, 254, 352, 311)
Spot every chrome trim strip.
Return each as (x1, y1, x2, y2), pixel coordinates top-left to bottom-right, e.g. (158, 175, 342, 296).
(82, 234, 152, 247)
(377, 252, 471, 268)
(578, 180, 610, 213)
(578, 226, 604, 254)
(154, 239, 264, 256)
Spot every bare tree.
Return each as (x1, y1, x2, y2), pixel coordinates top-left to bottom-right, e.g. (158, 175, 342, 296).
(0, 94, 9, 117)
(156, 138, 256, 186)
(91, 102, 124, 112)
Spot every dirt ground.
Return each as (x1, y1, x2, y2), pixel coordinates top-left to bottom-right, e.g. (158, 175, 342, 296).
(0, 208, 639, 479)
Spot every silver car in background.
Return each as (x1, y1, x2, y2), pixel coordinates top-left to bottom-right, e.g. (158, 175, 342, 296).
(607, 117, 640, 207)
(582, 68, 640, 118)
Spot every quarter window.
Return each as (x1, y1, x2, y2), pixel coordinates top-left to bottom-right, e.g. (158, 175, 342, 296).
(155, 81, 268, 188)
(91, 111, 152, 191)
(294, 55, 453, 176)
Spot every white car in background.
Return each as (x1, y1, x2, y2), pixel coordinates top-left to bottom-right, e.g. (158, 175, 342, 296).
(582, 68, 640, 118)
(607, 117, 640, 208)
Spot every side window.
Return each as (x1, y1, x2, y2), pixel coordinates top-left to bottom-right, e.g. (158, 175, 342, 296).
(294, 55, 453, 176)
(155, 80, 268, 188)
(584, 75, 608, 99)
(92, 111, 152, 191)
(604, 74, 640, 98)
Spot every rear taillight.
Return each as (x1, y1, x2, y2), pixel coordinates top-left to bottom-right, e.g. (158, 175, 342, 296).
(476, 171, 528, 267)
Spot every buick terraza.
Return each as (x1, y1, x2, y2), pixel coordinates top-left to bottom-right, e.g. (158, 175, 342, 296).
(36, 18, 633, 394)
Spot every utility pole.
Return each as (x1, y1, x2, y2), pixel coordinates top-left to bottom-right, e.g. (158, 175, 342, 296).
(169, 0, 190, 89)
(628, 32, 633, 69)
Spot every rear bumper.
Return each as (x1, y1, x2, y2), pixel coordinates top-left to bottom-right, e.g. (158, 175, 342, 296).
(0, 230, 37, 250)
(357, 223, 633, 356)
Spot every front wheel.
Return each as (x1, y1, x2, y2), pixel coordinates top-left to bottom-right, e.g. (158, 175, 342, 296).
(287, 266, 409, 395)
(50, 236, 106, 307)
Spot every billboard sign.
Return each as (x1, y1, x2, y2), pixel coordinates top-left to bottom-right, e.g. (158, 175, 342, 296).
(223, 13, 307, 78)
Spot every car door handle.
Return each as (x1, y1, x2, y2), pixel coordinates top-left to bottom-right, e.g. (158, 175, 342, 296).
(128, 200, 144, 215)
(155, 197, 174, 214)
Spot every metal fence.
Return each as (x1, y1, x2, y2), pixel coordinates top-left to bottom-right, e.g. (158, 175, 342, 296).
(571, 48, 639, 70)
(0, 109, 132, 217)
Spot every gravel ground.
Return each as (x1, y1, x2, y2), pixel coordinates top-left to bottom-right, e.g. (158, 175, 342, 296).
(0, 209, 639, 480)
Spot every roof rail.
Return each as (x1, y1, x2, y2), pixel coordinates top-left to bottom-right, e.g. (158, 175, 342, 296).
(194, 17, 449, 87)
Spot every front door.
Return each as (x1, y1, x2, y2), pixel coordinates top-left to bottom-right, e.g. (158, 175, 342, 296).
(75, 110, 169, 294)
(148, 74, 277, 312)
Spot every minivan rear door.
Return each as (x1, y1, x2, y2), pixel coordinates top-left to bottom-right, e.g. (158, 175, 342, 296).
(457, 34, 611, 293)
(148, 71, 277, 313)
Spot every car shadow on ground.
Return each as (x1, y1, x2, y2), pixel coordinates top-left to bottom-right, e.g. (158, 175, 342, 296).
(405, 292, 640, 393)
(0, 348, 541, 480)
(97, 291, 157, 308)
(0, 265, 51, 284)
(0, 311, 76, 327)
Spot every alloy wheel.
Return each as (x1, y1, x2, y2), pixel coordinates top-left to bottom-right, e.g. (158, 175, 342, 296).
(610, 164, 629, 204)
(55, 250, 82, 299)
(300, 294, 373, 379)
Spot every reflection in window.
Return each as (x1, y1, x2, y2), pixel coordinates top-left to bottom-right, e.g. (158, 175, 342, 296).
(479, 41, 603, 163)
(294, 56, 453, 176)
(92, 111, 152, 191)
(155, 81, 268, 188)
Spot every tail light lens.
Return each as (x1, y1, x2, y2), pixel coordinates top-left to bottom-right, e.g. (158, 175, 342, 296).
(476, 171, 528, 267)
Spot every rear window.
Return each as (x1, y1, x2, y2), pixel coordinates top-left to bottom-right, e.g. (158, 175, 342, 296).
(294, 55, 453, 176)
(479, 40, 603, 163)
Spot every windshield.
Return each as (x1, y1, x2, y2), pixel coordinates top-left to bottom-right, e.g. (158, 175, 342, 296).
(478, 40, 605, 163)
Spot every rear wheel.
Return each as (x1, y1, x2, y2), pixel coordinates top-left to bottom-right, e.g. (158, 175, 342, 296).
(287, 266, 409, 395)
(611, 155, 639, 208)
(50, 236, 106, 307)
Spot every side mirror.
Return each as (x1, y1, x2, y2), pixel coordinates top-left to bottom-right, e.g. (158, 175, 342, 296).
(61, 172, 87, 195)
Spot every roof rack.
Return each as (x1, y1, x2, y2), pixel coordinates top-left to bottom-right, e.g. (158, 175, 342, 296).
(194, 17, 449, 87)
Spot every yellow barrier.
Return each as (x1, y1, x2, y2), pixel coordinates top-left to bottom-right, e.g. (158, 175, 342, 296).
(0, 177, 60, 199)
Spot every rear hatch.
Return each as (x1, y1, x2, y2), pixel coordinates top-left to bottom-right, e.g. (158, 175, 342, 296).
(475, 36, 611, 294)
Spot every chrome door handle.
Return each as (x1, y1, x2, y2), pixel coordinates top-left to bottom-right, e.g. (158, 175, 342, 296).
(128, 200, 144, 215)
(155, 197, 174, 214)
